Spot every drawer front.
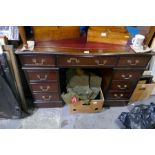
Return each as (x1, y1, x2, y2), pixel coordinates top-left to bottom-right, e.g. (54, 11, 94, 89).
(33, 92, 60, 101)
(25, 70, 58, 82)
(30, 82, 59, 93)
(20, 55, 56, 67)
(107, 92, 131, 100)
(57, 56, 117, 67)
(113, 69, 143, 80)
(109, 81, 136, 92)
(117, 56, 151, 67)
(34, 101, 63, 108)
(105, 100, 129, 106)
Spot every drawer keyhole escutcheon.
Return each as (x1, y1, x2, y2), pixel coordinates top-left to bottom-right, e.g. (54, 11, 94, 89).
(42, 95, 52, 101)
(127, 59, 139, 65)
(32, 58, 45, 65)
(40, 86, 50, 92)
(67, 58, 80, 63)
(37, 75, 48, 81)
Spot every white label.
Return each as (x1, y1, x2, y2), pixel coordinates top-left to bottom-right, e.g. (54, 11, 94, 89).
(101, 32, 107, 37)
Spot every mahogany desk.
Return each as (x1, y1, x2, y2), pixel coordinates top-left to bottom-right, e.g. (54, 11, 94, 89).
(16, 40, 153, 108)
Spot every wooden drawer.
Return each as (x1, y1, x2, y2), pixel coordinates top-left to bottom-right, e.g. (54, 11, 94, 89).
(57, 56, 117, 67)
(109, 81, 136, 92)
(30, 82, 59, 93)
(107, 92, 131, 100)
(34, 101, 64, 108)
(113, 69, 143, 80)
(33, 92, 60, 101)
(117, 56, 151, 67)
(20, 55, 56, 67)
(105, 100, 129, 106)
(24, 69, 58, 82)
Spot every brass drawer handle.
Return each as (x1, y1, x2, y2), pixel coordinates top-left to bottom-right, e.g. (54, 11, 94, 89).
(121, 74, 132, 79)
(114, 93, 124, 98)
(32, 58, 45, 65)
(95, 60, 107, 65)
(117, 84, 127, 90)
(37, 75, 48, 81)
(42, 95, 52, 101)
(127, 59, 139, 65)
(40, 86, 50, 92)
(67, 58, 80, 63)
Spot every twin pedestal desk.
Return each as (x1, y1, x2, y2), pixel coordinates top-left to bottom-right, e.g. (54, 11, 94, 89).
(16, 41, 153, 108)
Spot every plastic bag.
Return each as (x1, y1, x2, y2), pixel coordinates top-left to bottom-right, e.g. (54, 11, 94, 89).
(118, 103, 155, 129)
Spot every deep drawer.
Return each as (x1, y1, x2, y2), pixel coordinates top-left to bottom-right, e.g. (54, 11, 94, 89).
(33, 92, 60, 101)
(30, 82, 59, 93)
(109, 81, 136, 92)
(20, 55, 56, 67)
(24, 69, 58, 82)
(34, 101, 63, 108)
(57, 56, 117, 67)
(105, 100, 129, 106)
(107, 92, 131, 100)
(117, 55, 151, 67)
(113, 69, 143, 80)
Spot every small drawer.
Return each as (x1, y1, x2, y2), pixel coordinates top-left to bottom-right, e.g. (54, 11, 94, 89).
(25, 69, 58, 82)
(107, 92, 131, 100)
(57, 56, 117, 67)
(20, 55, 56, 67)
(113, 69, 143, 80)
(30, 82, 59, 93)
(117, 56, 151, 67)
(109, 81, 136, 92)
(33, 92, 60, 101)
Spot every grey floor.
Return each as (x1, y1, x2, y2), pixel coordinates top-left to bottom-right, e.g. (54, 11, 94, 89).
(0, 96, 155, 129)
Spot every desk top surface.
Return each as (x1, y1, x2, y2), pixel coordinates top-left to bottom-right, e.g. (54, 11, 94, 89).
(16, 38, 153, 56)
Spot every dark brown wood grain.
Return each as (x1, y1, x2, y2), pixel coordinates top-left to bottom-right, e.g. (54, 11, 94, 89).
(15, 38, 154, 107)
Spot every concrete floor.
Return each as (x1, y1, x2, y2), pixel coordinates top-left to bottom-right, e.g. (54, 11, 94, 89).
(0, 96, 155, 129)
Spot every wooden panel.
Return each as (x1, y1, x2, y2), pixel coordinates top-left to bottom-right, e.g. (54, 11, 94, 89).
(57, 56, 117, 67)
(25, 69, 58, 82)
(20, 55, 56, 67)
(30, 82, 59, 93)
(105, 100, 129, 106)
(107, 92, 131, 100)
(117, 56, 151, 67)
(34, 101, 64, 108)
(33, 92, 60, 101)
(87, 27, 129, 45)
(33, 26, 80, 42)
(113, 69, 143, 80)
(109, 81, 136, 92)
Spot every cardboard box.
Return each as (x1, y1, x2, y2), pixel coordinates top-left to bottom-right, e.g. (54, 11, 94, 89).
(130, 84, 155, 102)
(69, 89, 104, 113)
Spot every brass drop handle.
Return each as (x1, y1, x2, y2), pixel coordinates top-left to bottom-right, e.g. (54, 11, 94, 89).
(42, 95, 52, 101)
(114, 93, 124, 98)
(121, 74, 133, 79)
(127, 59, 139, 65)
(37, 75, 48, 81)
(95, 60, 107, 65)
(117, 84, 127, 90)
(67, 58, 80, 63)
(40, 86, 50, 92)
(32, 58, 45, 65)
